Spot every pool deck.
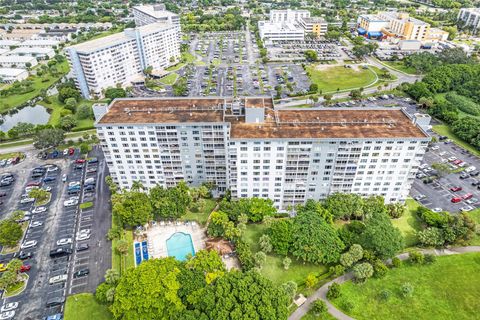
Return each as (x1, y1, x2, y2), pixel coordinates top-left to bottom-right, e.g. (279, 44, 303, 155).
(145, 222, 206, 259)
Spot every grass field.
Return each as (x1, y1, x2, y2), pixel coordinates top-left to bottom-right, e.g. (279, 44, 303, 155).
(159, 73, 179, 85)
(0, 60, 70, 112)
(244, 223, 328, 286)
(305, 65, 377, 93)
(381, 61, 418, 75)
(432, 125, 480, 157)
(0, 152, 24, 160)
(331, 253, 480, 320)
(181, 198, 217, 226)
(391, 199, 422, 248)
(65, 293, 112, 320)
(466, 209, 480, 245)
(39, 95, 97, 130)
(301, 310, 337, 320)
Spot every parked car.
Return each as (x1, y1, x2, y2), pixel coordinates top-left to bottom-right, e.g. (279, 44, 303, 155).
(26, 181, 41, 187)
(470, 171, 480, 177)
(84, 185, 95, 191)
(49, 274, 67, 285)
(463, 193, 473, 200)
(64, 199, 78, 207)
(450, 186, 463, 192)
(20, 264, 31, 272)
(432, 208, 443, 213)
(0, 302, 18, 312)
(32, 206, 47, 214)
(87, 158, 98, 164)
(46, 296, 65, 308)
(30, 221, 43, 228)
(76, 233, 90, 241)
(75, 159, 86, 164)
(73, 268, 89, 278)
(20, 198, 35, 204)
(0, 311, 15, 319)
(451, 197, 462, 203)
(460, 172, 470, 179)
(49, 247, 72, 258)
(76, 243, 89, 252)
(43, 176, 56, 183)
(18, 251, 33, 260)
(56, 238, 72, 246)
(460, 205, 474, 212)
(21, 240, 37, 249)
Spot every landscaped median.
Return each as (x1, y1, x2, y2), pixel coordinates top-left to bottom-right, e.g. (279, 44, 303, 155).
(3, 273, 28, 298)
(0, 221, 28, 255)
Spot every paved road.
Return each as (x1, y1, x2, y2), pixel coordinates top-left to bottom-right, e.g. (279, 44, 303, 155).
(289, 246, 480, 320)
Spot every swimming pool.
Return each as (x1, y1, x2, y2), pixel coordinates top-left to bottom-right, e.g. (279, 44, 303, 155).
(166, 232, 195, 261)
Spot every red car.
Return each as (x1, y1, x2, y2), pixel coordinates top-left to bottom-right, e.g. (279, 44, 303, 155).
(20, 264, 31, 272)
(450, 186, 463, 192)
(75, 159, 86, 164)
(451, 197, 462, 203)
(68, 148, 75, 155)
(453, 159, 463, 165)
(463, 193, 473, 200)
(26, 181, 41, 187)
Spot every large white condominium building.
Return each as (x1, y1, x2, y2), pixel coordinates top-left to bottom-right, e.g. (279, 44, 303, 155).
(269, 9, 310, 23)
(94, 97, 430, 209)
(65, 23, 180, 99)
(458, 8, 480, 30)
(132, 4, 180, 30)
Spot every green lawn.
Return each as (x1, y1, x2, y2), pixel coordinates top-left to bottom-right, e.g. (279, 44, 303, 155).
(40, 95, 97, 130)
(159, 73, 179, 85)
(382, 61, 418, 75)
(305, 65, 377, 93)
(331, 253, 480, 320)
(112, 227, 135, 274)
(0, 152, 25, 160)
(433, 124, 480, 157)
(65, 293, 112, 320)
(301, 310, 337, 320)
(391, 199, 422, 248)
(244, 223, 328, 286)
(466, 209, 480, 245)
(181, 198, 217, 226)
(0, 60, 70, 112)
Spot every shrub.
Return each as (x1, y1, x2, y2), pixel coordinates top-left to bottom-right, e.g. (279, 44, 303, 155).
(330, 264, 345, 277)
(305, 273, 318, 288)
(327, 282, 341, 300)
(373, 260, 388, 278)
(311, 299, 327, 314)
(445, 92, 480, 116)
(401, 282, 414, 298)
(424, 253, 437, 264)
(340, 252, 354, 267)
(391, 257, 402, 268)
(282, 256, 291, 270)
(342, 301, 355, 312)
(353, 262, 374, 281)
(379, 289, 391, 301)
(409, 250, 424, 264)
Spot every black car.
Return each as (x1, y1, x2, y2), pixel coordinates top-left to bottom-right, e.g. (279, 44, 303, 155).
(439, 136, 448, 141)
(31, 172, 44, 178)
(43, 176, 56, 183)
(46, 296, 65, 307)
(19, 251, 33, 260)
(74, 164, 83, 170)
(0, 181, 11, 187)
(87, 158, 98, 164)
(76, 243, 89, 252)
(460, 173, 470, 179)
(84, 185, 95, 191)
(470, 171, 479, 177)
(49, 247, 72, 258)
(0, 192, 6, 197)
(472, 180, 480, 186)
(74, 268, 90, 278)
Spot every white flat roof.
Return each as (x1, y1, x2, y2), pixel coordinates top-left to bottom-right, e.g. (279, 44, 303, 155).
(9, 47, 54, 54)
(0, 55, 37, 63)
(133, 5, 178, 18)
(0, 67, 28, 76)
(20, 39, 60, 46)
(260, 21, 304, 33)
(0, 48, 9, 55)
(66, 22, 175, 53)
(0, 40, 21, 46)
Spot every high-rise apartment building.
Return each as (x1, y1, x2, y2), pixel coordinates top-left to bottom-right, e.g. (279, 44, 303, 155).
(65, 23, 180, 99)
(269, 9, 311, 23)
(132, 4, 180, 31)
(94, 97, 430, 209)
(457, 8, 480, 31)
(358, 12, 431, 41)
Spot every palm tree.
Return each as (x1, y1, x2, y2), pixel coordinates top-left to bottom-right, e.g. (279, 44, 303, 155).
(131, 180, 144, 191)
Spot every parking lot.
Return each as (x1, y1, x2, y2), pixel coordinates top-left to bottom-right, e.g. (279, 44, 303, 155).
(0, 147, 111, 320)
(267, 39, 353, 61)
(411, 135, 480, 213)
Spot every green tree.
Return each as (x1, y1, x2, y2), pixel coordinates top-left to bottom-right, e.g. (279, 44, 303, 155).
(104, 87, 127, 99)
(206, 211, 232, 238)
(291, 210, 344, 264)
(0, 270, 18, 290)
(282, 281, 297, 300)
(304, 50, 318, 62)
(77, 104, 94, 119)
(340, 252, 354, 267)
(184, 270, 289, 320)
(386, 202, 406, 219)
(64, 97, 77, 112)
(312, 299, 327, 315)
(401, 282, 414, 298)
(259, 234, 272, 253)
(33, 128, 65, 149)
(115, 239, 129, 255)
(254, 251, 266, 269)
(111, 258, 184, 319)
(282, 256, 291, 270)
(0, 219, 22, 247)
(60, 115, 77, 130)
(327, 282, 341, 299)
(112, 190, 153, 227)
(324, 193, 364, 220)
(185, 250, 225, 274)
(29, 188, 50, 203)
(7, 258, 22, 274)
(305, 273, 318, 288)
(58, 87, 80, 103)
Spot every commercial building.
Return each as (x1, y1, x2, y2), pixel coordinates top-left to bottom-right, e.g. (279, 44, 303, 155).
(94, 97, 430, 209)
(258, 21, 305, 42)
(65, 23, 180, 99)
(0, 55, 38, 68)
(5, 47, 55, 59)
(298, 17, 328, 37)
(358, 12, 431, 41)
(457, 8, 480, 30)
(0, 68, 29, 83)
(132, 4, 180, 30)
(426, 27, 449, 42)
(269, 9, 310, 23)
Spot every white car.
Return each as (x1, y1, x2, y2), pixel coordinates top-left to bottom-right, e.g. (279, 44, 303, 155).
(79, 229, 91, 234)
(448, 156, 457, 162)
(64, 199, 78, 207)
(30, 221, 43, 228)
(431, 146, 439, 151)
(63, 149, 69, 156)
(49, 274, 67, 285)
(465, 166, 476, 173)
(25, 186, 39, 193)
(0, 311, 15, 320)
(419, 164, 429, 170)
(439, 151, 447, 156)
(46, 166, 59, 172)
(460, 206, 474, 212)
(432, 208, 443, 213)
(62, 174, 67, 182)
(466, 198, 479, 205)
(42, 186, 52, 192)
(76, 233, 91, 241)
(56, 238, 72, 246)
(20, 198, 35, 204)
(0, 302, 18, 312)
(68, 181, 81, 188)
(32, 206, 47, 214)
(414, 194, 426, 201)
(20, 240, 37, 249)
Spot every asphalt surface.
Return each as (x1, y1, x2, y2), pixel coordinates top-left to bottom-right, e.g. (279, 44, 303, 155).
(0, 148, 111, 320)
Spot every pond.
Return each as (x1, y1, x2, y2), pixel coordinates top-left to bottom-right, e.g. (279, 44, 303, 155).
(0, 105, 50, 132)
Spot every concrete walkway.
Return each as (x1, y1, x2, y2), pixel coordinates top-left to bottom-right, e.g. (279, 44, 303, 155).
(288, 246, 480, 320)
